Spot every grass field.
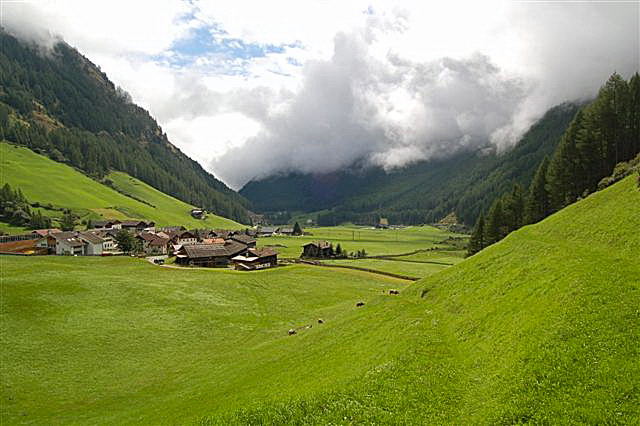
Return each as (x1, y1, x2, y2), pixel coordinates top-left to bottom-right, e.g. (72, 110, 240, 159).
(1, 177, 638, 424)
(0, 142, 243, 230)
(321, 258, 452, 278)
(259, 224, 460, 258)
(1, 257, 408, 424)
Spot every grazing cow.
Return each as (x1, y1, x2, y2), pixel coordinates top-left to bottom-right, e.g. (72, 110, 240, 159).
(288, 329, 296, 335)
(317, 319, 324, 324)
(356, 301, 365, 307)
(389, 289, 400, 295)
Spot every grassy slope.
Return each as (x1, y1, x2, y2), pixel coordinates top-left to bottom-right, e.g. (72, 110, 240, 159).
(0, 142, 242, 229)
(1, 177, 637, 424)
(209, 175, 640, 423)
(0, 259, 408, 424)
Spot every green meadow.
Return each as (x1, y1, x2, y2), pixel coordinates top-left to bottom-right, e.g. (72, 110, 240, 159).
(1, 177, 638, 424)
(0, 142, 243, 230)
(259, 224, 461, 258)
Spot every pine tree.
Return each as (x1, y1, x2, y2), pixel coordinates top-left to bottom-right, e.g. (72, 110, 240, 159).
(502, 184, 525, 233)
(628, 73, 640, 158)
(525, 157, 550, 224)
(60, 209, 76, 231)
(467, 213, 485, 256)
(484, 199, 504, 246)
(292, 221, 303, 236)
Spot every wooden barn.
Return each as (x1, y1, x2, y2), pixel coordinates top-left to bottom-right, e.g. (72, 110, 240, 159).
(301, 241, 333, 258)
(175, 241, 248, 267)
(232, 248, 278, 270)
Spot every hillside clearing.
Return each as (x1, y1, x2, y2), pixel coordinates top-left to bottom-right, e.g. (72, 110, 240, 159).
(0, 142, 243, 230)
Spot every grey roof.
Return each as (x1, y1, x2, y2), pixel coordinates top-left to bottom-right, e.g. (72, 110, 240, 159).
(303, 241, 332, 249)
(181, 241, 247, 259)
(78, 232, 104, 245)
(258, 227, 276, 233)
(231, 234, 256, 245)
(51, 231, 78, 241)
(248, 247, 277, 258)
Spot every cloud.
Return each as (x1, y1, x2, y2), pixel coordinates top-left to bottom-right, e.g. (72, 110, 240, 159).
(211, 26, 531, 188)
(1, 1, 638, 189)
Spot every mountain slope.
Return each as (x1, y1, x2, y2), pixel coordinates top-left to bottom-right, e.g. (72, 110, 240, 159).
(241, 103, 580, 225)
(0, 142, 242, 229)
(0, 30, 249, 223)
(211, 175, 640, 423)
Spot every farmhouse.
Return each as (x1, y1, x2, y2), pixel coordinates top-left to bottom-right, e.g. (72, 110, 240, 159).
(78, 232, 104, 255)
(31, 228, 61, 237)
(232, 247, 278, 270)
(230, 233, 256, 247)
(51, 231, 106, 255)
(257, 226, 277, 237)
(92, 220, 122, 230)
(120, 220, 155, 232)
(136, 232, 169, 255)
(168, 230, 198, 246)
(175, 240, 248, 267)
(301, 241, 333, 258)
(278, 227, 294, 235)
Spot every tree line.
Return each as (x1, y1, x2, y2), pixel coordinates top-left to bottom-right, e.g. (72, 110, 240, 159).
(468, 72, 640, 256)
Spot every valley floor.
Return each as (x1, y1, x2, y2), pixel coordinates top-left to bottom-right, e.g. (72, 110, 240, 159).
(1, 177, 639, 424)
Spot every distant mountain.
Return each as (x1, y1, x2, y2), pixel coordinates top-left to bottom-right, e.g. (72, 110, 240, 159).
(0, 30, 250, 224)
(241, 103, 581, 225)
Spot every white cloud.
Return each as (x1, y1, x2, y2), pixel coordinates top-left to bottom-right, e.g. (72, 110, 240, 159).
(1, 0, 638, 189)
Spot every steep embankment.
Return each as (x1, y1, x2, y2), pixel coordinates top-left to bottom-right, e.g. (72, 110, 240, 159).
(210, 175, 640, 423)
(0, 142, 243, 229)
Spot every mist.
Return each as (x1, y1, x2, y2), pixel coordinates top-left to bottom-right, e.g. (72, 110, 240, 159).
(2, 1, 638, 189)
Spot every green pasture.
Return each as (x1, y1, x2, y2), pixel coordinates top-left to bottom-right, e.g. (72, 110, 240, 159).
(0, 142, 242, 230)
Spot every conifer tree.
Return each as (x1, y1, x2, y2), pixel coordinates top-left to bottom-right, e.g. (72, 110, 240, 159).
(60, 210, 76, 231)
(484, 199, 504, 246)
(525, 157, 550, 224)
(467, 214, 485, 256)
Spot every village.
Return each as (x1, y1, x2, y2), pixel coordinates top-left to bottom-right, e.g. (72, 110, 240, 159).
(0, 219, 343, 271)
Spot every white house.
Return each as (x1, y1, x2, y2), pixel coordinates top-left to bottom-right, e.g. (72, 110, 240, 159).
(78, 232, 104, 256)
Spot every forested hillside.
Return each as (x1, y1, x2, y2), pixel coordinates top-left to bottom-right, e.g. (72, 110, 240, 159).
(0, 30, 250, 224)
(468, 72, 640, 255)
(241, 103, 580, 225)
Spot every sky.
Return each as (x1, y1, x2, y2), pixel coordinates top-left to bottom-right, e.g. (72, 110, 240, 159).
(2, 0, 639, 189)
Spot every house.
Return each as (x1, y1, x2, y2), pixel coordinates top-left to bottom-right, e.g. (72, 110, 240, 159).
(257, 226, 277, 237)
(175, 241, 248, 267)
(136, 232, 169, 255)
(232, 247, 278, 270)
(53, 232, 85, 256)
(278, 227, 294, 236)
(169, 230, 198, 246)
(52, 231, 104, 255)
(92, 220, 122, 230)
(301, 241, 333, 258)
(78, 232, 104, 255)
(31, 228, 62, 237)
(101, 234, 116, 252)
(230, 233, 257, 247)
(190, 208, 205, 219)
(120, 220, 155, 232)
(376, 218, 389, 229)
